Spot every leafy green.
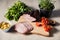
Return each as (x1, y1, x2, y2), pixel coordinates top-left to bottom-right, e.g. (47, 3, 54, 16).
(5, 1, 32, 21)
(39, 0, 55, 11)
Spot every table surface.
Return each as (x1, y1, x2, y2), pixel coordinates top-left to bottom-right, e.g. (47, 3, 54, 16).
(0, 0, 60, 40)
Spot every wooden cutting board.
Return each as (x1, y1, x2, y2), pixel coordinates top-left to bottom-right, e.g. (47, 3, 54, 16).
(30, 22, 49, 36)
(18, 16, 49, 36)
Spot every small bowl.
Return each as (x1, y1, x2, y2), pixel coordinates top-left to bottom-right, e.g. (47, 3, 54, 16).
(0, 21, 13, 32)
(2, 25, 13, 32)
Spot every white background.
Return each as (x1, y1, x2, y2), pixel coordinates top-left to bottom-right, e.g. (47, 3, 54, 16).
(0, 0, 60, 40)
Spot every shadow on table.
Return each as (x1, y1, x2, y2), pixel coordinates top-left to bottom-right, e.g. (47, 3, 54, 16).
(7, 25, 16, 33)
(49, 10, 60, 37)
(49, 27, 59, 37)
(51, 10, 60, 18)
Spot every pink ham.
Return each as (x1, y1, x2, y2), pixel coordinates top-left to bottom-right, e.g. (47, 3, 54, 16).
(23, 22, 33, 31)
(23, 14, 36, 22)
(15, 22, 33, 34)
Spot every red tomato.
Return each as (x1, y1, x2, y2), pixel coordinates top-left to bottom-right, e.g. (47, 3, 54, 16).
(43, 25, 52, 32)
(36, 17, 52, 32)
(36, 22, 42, 27)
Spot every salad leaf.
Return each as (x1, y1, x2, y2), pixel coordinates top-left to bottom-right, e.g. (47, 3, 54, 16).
(5, 1, 32, 21)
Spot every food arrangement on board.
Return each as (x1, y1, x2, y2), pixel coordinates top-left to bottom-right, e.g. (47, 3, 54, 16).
(0, 0, 56, 37)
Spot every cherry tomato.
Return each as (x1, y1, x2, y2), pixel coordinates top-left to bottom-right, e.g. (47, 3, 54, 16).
(36, 22, 42, 27)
